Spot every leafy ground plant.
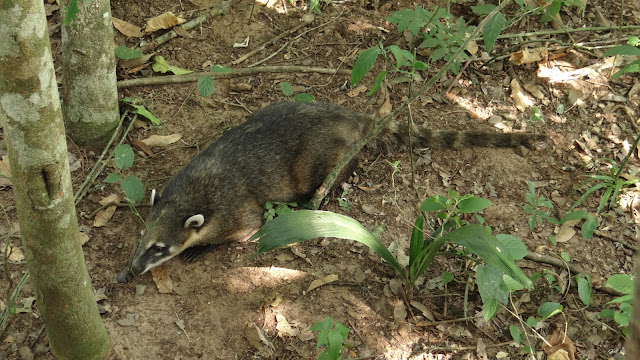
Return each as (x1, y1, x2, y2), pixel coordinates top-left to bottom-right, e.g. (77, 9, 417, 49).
(310, 317, 350, 360)
(600, 274, 633, 336)
(280, 81, 315, 102)
(104, 144, 144, 203)
(252, 192, 533, 320)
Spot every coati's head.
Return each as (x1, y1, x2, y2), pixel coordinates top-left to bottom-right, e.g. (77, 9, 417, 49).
(116, 189, 209, 283)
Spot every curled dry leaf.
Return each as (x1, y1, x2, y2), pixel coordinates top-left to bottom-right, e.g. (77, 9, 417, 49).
(6, 245, 24, 263)
(556, 220, 579, 243)
(150, 266, 174, 294)
(145, 12, 185, 34)
(544, 329, 576, 360)
(275, 314, 300, 337)
(510, 78, 533, 112)
(347, 86, 367, 98)
(119, 53, 154, 70)
(393, 303, 407, 321)
(509, 47, 548, 65)
(306, 274, 338, 292)
(141, 134, 182, 147)
(94, 194, 120, 228)
(77, 232, 89, 246)
(112, 17, 144, 37)
(131, 139, 154, 157)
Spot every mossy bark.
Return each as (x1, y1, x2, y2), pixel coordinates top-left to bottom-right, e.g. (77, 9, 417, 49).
(60, 0, 119, 146)
(0, 1, 110, 359)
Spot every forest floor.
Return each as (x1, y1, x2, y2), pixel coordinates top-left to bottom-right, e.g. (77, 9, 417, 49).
(1, 0, 639, 359)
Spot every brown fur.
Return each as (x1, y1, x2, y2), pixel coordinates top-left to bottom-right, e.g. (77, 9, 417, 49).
(117, 102, 546, 282)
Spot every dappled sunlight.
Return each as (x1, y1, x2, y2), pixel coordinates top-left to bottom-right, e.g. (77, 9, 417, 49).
(223, 266, 309, 292)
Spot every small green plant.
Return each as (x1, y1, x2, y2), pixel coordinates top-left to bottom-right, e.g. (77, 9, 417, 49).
(252, 192, 533, 320)
(310, 317, 350, 360)
(337, 188, 350, 212)
(104, 145, 144, 203)
(120, 97, 161, 125)
(197, 65, 233, 97)
(263, 201, 297, 223)
(600, 274, 633, 336)
(280, 81, 315, 103)
(602, 36, 640, 79)
(522, 181, 560, 230)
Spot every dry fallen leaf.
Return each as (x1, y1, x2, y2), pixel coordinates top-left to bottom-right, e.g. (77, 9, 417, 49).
(173, 25, 192, 38)
(150, 266, 174, 294)
(510, 78, 533, 112)
(145, 12, 185, 34)
(306, 274, 338, 292)
(131, 139, 154, 157)
(112, 17, 144, 37)
(556, 220, 578, 243)
(77, 232, 89, 246)
(7, 245, 24, 263)
(94, 194, 120, 227)
(347, 86, 367, 97)
(141, 134, 182, 147)
(119, 53, 154, 70)
(347, 307, 367, 320)
(544, 329, 576, 360)
(410, 300, 435, 321)
(0, 156, 12, 188)
(275, 314, 300, 337)
(509, 47, 548, 65)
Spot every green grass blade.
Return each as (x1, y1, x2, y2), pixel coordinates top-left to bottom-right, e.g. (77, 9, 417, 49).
(409, 215, 425, 267)
(251, 210, 406, 279)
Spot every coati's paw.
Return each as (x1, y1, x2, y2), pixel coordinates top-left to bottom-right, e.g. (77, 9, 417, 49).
(181, 244, 220, 262)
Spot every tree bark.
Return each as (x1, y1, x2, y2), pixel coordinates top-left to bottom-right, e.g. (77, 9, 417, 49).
(0, 1, 110, 359)
(627, 255, 640, 359)
(60, 0, 119, 146)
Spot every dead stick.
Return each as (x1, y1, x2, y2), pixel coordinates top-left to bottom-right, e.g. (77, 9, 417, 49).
(231, 15, 314, 65)
(117, 66, 351, 89)
(308, 0, 512, 209)
(151, 1, 230, 49)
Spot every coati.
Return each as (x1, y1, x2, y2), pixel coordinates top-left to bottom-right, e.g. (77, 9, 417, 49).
(116, 101, 545, 283)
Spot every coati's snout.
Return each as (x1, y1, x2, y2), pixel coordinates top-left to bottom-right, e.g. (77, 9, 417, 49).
(116, 190, 207, 283)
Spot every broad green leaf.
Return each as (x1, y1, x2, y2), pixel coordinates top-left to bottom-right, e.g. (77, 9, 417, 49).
(431, 47, 449, 62)
(560, 210, 588, 223)
(251, 210, 406, 279)
(495, 234, 527, 260)
(471, 4, 497, 15)
(115, 46, 142, 60)
(603, 45, 640, 57)
(114, 145, 134, 170)
(477, 264, 504, 320)
(526, 316, 538, 327)
(351, 47, 381, 87)
(509, 325, 523, 344)
(197, 76, 215, 97)
(121, 175, 144, 203)
(409, 215, 425, 266)
(606, 274, 634, 294)
(446, 225, 532, 288)
(483, 12, 505, 51)
(607, 294, 632, 305)
(540, 0, 563, 22)
(458, 197, 491, 213)
(538, 302, 562, 319)
(293, 93, 314, 103)
(104, 173, 121, 183)
(581, 214, 598, 240)
(441, 271, 454, 284)
(367, 71, 387, 96)
(126, 103, 161, 125)
(420, 195, 447, 212)
(152, 56, 192, 75)
(501, 274, 525, 292)
(576, 275, 592, 306)
(611, 60, 640, 80)
(281, 81, 293, 96)
(210, 65, 234, 73)
(310, 317, 333, 332)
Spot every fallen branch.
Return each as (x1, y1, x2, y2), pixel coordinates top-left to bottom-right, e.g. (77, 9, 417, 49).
(117, 66, 351, 89)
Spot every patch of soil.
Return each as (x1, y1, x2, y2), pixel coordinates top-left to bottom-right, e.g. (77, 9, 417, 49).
(0, 0, 638, 359)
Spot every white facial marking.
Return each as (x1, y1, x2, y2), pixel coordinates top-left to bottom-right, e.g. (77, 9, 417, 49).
(151, 189, 156, 206)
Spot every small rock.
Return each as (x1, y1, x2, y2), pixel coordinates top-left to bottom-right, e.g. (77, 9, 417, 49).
(514, 145, 529, 157)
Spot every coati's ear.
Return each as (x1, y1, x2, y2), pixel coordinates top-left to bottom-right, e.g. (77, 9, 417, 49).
(184, 214, 205, 229)
(151, 189, 159, 206)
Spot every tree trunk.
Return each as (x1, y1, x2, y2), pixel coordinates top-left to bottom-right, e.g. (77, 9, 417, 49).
(0, 1, 110, 359)
(60, 0, 119, 146)
(627, 256, 640, 359)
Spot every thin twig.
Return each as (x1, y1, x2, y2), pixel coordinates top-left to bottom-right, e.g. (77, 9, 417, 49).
(473, 25, 640, 42)
(117, 66, 351, 89)
(231, 15, 314, 65)
(150, 2, 230, 49)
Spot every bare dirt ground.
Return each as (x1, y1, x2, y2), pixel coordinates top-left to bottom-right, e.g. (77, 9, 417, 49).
(1, 0, 639, 359)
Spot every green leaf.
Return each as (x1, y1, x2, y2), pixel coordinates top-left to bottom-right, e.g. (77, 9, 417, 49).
(420, 195, 448, 212)
(293, 93, 315, 103)
(509, 325, 523, 344)
(210, 65, 234, 73)
(471, 4, 497, 15)
(152, 56, 192, 75)
(483, 12, 505, 51)
(611, 59, 640, 80)
(121, 175, 144, 203)
(603, 45, 640, 57)
(495, 234, 527, 260)
(251, 211, 406, 280)
(124, 102, 161, 125)
(197, 76, 215, 97)
(114, 144, 134, 170)
(104, 173, 122, 184)
(446, 225, 532, 288)
(526, 316, 538, 327)
(431, 47, 449, 62)
(310, 317, 333, 333)
(581, 214, 598, 240)
(115, 46, 142, 60)
(538, 302, 562, 319)
(419, 38, 440, 49)
(351, 47, 381, 87)
(560, 251, 570, 262)
(560, 210, 589, 223)
(576, 274, 592, 306)
(606, 274, 634, 294)
(409, 215, 425, 266)
(281, 82, 294, 96)
(441, 271, 453, 284)
(63, 0, 80, 24)
(540, 0, 563, 22)
(458, 197, 491, 213)
(367, 71, 387, 96)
